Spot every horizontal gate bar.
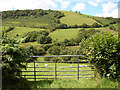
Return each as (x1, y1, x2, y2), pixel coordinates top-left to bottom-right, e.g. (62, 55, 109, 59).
(33, 61, 89, 63)
(22, 74, 93, 76)
(22, 70, 93, 72)
(26, 66, 93, 68)
(30, 55, 87, 58)
(25, 77, 90, 79)
(25, 78, 55, 79)
(22, 71, 55, 72)
(22, 74, 77, 76)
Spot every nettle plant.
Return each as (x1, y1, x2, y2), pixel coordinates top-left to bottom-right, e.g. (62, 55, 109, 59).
(80, 32, 120, 79)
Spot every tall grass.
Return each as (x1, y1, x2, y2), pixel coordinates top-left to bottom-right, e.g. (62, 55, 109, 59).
(28, 78, 119, 88)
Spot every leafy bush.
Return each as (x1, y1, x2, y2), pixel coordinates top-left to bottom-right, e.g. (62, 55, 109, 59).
(44, 36, 52, 44)
(42, 44, 53, 51)
(63, 39, 76, 46)
(91, 22, 102, 28)
(37, 35, 46, 44)
(2, 33, 35, 88)
(37, 35, 52, 44)
(80, 23, 89, 28)
(109, 26, 116, 30)
(23, 31, 49, 43)
(74, 29, 99, 44)
(80, 32, 120, 79)
(48, 46, 61, 55)
(57, 23, 68, 29)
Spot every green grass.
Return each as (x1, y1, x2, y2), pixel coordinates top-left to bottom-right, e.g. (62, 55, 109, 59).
(49, 28, 113, 42)
(22, 62, 93, 81)
(96, 28, 118, 34)
(7, 27, 45, 39)
(2, 26, 10, 32)
(49, 28, 80, 42)
(89, 16, 117, 26)
(20, 41, 41, 48)
(2, 11, 59, 29)
(28, 78, 119, 88)
(60, 11, 97, 26)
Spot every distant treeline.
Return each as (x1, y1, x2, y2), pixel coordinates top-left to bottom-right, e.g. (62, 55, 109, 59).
(2, 9, 64, 19)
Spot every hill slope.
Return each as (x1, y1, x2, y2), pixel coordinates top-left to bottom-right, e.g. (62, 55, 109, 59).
(2, 9, 119, 48)
(60, 11, 97, 26)
(2, 9, 64, 29)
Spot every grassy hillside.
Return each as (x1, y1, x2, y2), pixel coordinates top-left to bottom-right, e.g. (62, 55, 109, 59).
(60, 11, 97, 26)
(2, 9, 64, 29)
(7, 27, 45, 39)
(49, 28, 80, 42)
(2, 10, 119, 47)
(88, 15, 117, 26)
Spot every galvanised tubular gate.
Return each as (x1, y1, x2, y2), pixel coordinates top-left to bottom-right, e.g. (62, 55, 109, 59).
(22, 55, 94, 81)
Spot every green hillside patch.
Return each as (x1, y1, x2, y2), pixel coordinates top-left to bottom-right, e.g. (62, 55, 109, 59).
(2, 9, 64, 29)
(96, 28, 118, 34)
(60, 11, 97, 26)
(20, 41, 41, 48)
(49, 29, 80, 42)
(89, 16, 117, 26)
(7, 27, 45, 39)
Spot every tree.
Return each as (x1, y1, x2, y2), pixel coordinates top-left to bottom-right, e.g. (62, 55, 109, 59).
(81, 23, 88, 28)
(109, 26, 116, 30)
(48, 46, 61, 55)
(37, 35, 45, 44)
(80, 32, 120, 79)
(59, 23, 68, 29)
(44, 36, 52, 44)
(2, 33, 34, 89)
(92, 22, 102, 28)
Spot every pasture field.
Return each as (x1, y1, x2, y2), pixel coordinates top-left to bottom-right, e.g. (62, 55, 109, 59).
(60, 11, 97, 26)
(2, 10, 59, 29)
(20, 41, 41, 48)
(7, 27, 45, 39)
(89, 16, 116, 26)
(49, 27, 116, 42)
(49, 28, 80, 42)
(22, 62, 94, 81)
(96, 28, 118, 34)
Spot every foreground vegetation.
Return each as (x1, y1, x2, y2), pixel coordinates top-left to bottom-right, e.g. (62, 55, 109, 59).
(3, 77, 119, 89)
(29, 78, 119, 88)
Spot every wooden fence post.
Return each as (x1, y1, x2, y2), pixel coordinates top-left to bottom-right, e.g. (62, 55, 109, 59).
(78, 56, 79, 80)
(34, 61, 36, 81)
(55, 56, 57, 79)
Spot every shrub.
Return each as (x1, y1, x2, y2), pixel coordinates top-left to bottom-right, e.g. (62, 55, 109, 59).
(44, 36, 52, 44)
(80, 23, 88, 28)
(91, 22, 102, 28)
(2, 33, 36, 89)
(37, 35, 45, 44)
(59, 23, 68, 29)
(48, 46, 61, 55)
(23, 31, 49, 43)
(42, 44, 53, 51)
(80, 32, 120, 79)
(37, 35, 52, 44)
(109, 26, 116, 30)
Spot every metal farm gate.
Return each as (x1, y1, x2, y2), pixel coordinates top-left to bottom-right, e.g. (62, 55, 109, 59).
(22, 55, 94, 81)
